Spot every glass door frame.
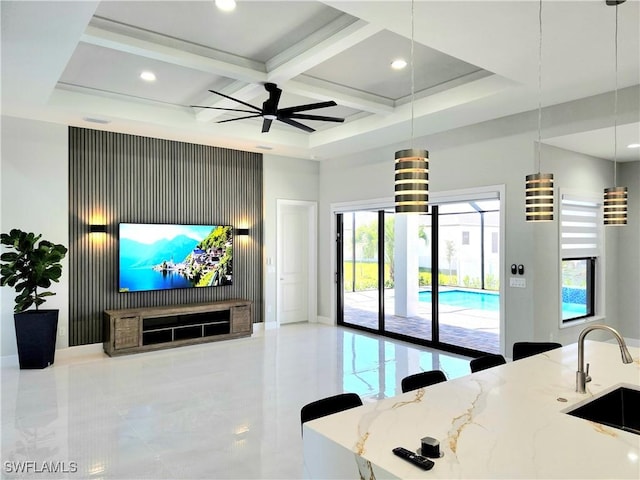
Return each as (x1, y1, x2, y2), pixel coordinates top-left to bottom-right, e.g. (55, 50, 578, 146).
(334, 186, 505, 358)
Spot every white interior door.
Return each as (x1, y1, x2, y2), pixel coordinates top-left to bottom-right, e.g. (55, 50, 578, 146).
(277, 200, 317, 325)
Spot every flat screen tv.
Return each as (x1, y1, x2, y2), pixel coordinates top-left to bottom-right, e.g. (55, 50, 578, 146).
(118, 223, 233, 293)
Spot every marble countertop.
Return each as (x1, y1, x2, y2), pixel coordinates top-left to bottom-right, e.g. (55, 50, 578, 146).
(303, 341, 640, 479)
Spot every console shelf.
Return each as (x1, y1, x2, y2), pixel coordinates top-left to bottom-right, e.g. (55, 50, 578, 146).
(103, 299, 252, 356)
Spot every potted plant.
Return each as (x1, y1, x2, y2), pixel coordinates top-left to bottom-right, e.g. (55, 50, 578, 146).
(0, 229, 67, 369)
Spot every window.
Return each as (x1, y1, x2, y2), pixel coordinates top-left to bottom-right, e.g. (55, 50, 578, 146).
(462, 231, 469, 245)
(491, 232, 499, 254)
(560, 194, 601, 323)
(561, 258, 595, 320)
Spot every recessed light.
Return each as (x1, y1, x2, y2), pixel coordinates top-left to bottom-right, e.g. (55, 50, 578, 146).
(627, 143, 640, 149)
(140, 71, 156, 82)
(256, 145, 273, 151)
(391, 59, 407, 70)
(215, 0, 236, 12)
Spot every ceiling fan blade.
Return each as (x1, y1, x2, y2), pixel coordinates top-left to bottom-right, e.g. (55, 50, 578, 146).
(208, 89, 262, 112)
(216, 114, 263, 124)
(288, 113, 345, 123)
(191, 106, 258, 114)
(278, 101, 337, 115)
(278, 117, 315, 133)
(262, 118, 273, 133)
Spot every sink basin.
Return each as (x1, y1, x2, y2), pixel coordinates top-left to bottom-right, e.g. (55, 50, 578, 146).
(566, 384, 640, 435)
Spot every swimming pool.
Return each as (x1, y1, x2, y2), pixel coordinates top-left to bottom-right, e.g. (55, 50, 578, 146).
(420, 289, 587, 318)
(418, 290, 499, 311)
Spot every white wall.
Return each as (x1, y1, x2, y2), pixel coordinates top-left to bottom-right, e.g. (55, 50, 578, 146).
(318, 97, 638, 352)
(1, 116, 69, 357)
(531, 144, 618, 346)
(2, 93, 638, 359)
(318, 127, 539, 351)
(263, 154, 319, 325)
(617, 161, 640, 340)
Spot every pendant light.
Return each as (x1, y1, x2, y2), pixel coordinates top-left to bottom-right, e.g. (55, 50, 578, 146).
(395, 0, 429, 214)
(603, 0, 628, 226)
(525, 0, 554, 222)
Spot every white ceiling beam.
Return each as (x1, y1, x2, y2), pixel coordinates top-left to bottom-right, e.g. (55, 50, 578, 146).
(267, 17, 382, 83)
(285, 76, 394, 115)
(82, 19, 266, 84)
(1, 1, 100, 108)
(196, 15, 386, 122)
(309, 74, 519, 151)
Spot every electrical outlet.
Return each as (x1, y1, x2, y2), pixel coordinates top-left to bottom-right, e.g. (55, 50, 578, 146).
(58, 327, 66, 337)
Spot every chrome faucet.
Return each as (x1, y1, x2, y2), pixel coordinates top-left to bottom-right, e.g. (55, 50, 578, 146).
(576, 324, 634, 393)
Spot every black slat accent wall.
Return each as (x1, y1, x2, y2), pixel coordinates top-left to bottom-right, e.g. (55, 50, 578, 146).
(69, 127, 263, 346)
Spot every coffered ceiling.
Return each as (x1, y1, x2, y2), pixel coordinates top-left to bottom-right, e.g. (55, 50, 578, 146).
(2, 0, 639, 161)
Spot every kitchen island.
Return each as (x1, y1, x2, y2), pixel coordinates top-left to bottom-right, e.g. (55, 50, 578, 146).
(303, 341, 640, 479)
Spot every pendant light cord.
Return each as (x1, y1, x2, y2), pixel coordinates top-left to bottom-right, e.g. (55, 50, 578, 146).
(613, 2, 619, 186)
(410, 0, 415, 149)
(536, 0, 543, 174)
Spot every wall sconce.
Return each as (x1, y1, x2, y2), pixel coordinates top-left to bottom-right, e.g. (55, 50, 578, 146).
(89, 224, 107, 233)
(235, 228, 249, 236)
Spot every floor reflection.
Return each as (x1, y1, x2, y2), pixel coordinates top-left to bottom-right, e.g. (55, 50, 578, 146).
(339, 329, 471, 401)
(1, 323, 471, 479)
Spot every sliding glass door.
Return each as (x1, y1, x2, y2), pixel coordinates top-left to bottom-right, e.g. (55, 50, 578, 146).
(340, 211, 380, 330)
(436, 201, 500, 353)
(337, 196, 501, 356)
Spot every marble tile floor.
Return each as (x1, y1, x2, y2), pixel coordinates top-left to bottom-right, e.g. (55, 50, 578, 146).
(1, 323, 473, 480)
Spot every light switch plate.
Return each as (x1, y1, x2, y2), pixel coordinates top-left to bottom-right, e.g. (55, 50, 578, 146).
(509, 277, 526, 288)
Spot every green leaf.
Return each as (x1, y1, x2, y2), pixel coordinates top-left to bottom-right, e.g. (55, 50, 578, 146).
(0, 228, 66, 312)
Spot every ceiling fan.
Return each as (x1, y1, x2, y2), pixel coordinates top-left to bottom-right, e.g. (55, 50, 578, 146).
(191, 83, 344, 133)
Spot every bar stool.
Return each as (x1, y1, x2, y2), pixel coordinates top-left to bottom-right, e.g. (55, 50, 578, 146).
(470, 354, 506, 373)
(401, 370, 447, 393)
(300, 392, 363, 435)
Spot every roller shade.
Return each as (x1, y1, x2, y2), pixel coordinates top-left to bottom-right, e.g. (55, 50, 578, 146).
(561, 194, 601, 258)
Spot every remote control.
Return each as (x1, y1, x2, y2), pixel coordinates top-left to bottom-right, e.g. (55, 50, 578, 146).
(392, 447, 435, 471)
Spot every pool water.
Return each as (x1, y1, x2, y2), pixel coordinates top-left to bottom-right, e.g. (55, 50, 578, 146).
(419, 289, 587, 318)
(419, 290, 499, 311)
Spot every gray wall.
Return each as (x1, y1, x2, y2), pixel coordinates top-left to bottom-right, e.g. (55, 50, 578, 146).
(68, 127, 263, 346)
(1, 86, 638, 357)
(617, 161, 640, 340)
(318, 92, 640, 352)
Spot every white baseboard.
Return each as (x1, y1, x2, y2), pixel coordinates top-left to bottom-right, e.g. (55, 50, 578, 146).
(1, 342, 105, 368)
(317, 316, 334, 326)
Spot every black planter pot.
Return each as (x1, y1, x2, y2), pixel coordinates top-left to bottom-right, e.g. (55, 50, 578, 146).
(14, 310, 58, 369)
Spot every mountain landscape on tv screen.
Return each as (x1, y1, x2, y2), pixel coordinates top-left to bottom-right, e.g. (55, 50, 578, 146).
(120, 235, 196, 268)
(119, 225, 233, 292)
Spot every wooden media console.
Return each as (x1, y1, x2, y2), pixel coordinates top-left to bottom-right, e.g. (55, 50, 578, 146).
(103, 299, 252, 356)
